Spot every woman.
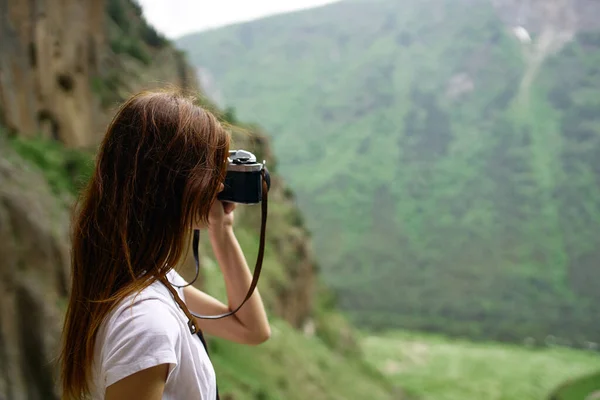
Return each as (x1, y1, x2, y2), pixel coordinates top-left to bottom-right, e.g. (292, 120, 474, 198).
(59, 90, 271, 400)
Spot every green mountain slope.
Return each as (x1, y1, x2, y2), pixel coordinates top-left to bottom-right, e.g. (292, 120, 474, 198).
(178, 0, 600, 345)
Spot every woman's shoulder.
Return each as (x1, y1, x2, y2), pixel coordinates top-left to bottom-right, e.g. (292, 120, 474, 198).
(103, 276, 187, 337)
(107, 293, 181, 341)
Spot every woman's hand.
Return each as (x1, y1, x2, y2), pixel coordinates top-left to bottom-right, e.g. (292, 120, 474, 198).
(208, 200, 236, 231)
(206, 183, 235, 232)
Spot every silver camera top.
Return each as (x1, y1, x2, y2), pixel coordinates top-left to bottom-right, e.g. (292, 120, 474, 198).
(227, 150, 265, 172)
(228, 150, 257, 165)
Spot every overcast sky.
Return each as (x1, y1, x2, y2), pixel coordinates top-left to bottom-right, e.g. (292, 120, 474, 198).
(136, 0, 339, 38)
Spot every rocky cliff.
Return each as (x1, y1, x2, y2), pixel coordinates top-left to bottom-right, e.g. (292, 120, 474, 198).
(0, 139, 71, 400)
(0, 0, 197, 147)
(0, 0, 324, 398)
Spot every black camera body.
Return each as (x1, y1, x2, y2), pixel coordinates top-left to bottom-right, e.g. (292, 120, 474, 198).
(217, 150, 271, 204)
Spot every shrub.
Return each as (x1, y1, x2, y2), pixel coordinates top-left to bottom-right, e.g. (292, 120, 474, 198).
(110, 37, 152, 65)
(9, 136, 94, 196)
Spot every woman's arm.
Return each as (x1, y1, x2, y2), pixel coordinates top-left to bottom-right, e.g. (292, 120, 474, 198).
(105, 364, 168, 400)
(184, 201, 270, 345)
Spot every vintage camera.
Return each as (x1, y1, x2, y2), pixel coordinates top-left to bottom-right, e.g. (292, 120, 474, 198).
(217, 150, 271, 204)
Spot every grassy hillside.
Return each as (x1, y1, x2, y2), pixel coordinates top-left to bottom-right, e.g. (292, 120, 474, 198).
(177, 0, 600, 344)
(206, 320, 394, 400)
(363, 331, 600, 400)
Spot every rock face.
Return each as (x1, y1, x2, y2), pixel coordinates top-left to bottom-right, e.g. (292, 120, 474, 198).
(0, 0, 318, 397)
(491, 0, 600, 33)
(0, 0, 198, 147)
(0, 0, 104, 146)
(0, 141, 70, 400)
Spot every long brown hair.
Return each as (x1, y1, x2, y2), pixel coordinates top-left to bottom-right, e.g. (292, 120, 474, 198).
(59, 90, 230, 399)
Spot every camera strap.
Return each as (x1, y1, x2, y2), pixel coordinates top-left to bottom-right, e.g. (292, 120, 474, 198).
(161, 169, 269, 334)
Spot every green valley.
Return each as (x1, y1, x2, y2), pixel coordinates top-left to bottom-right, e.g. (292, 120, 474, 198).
(177, 0, 600, 344)
(363, 331, 600, 400)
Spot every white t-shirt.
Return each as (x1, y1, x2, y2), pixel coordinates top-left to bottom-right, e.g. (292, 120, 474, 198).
(90, 270, 217, 399)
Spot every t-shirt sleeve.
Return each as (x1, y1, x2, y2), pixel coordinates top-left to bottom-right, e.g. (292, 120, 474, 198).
(102, 298, 180, 388)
